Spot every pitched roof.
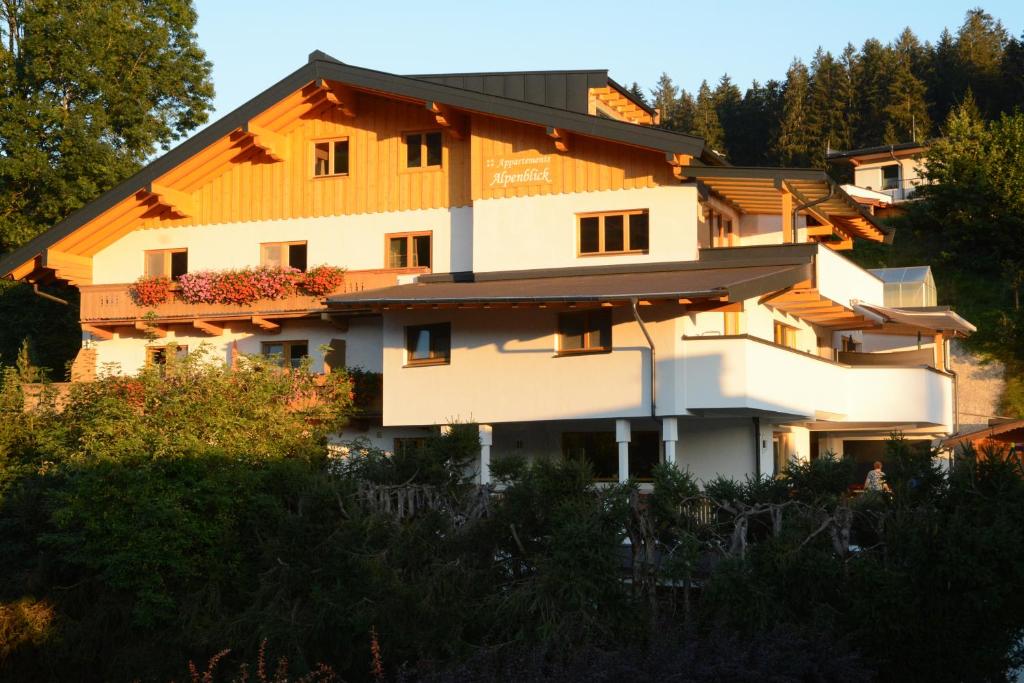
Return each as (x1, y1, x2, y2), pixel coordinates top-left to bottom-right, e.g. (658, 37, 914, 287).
(0, 51, 706, 279)
(826, 141, 927, 161)
(941, 419, 1024, 449)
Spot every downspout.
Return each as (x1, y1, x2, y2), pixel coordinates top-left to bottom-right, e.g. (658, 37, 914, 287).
(630, 297, 656, 418)
(33, 283, 68, 306)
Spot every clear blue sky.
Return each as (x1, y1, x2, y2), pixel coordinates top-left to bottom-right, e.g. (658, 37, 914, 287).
(193, 0, 1023, 120)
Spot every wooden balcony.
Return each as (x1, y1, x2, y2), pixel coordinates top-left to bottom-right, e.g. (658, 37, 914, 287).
(79, 268, 424, 336)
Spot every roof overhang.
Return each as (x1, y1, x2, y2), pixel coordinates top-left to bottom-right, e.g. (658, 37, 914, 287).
(851, 303, 976, 337)
(677, 166, 891, 244)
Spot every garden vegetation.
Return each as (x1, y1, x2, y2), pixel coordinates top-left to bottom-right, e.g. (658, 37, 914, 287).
(0, 350, 1023, 682)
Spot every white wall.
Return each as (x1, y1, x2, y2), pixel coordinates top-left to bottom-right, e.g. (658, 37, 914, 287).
(737, 214, 809, 246)
(94, 317, 382, 376)
(92, 207, 473, 283)
(471, 186, 699, 273)
(816, 244, 884, 307)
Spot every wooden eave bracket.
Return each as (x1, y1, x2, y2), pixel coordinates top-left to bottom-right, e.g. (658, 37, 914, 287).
(192, 319, 223, 336)
(251, 316, 280, 332)
(146, 182, 195, 218)
(667, 152, 693, 179)
(427, 101, 467, 140)
(41, 249, 92, 286)
(82, 323, 114, 340)
(546, 127, 569, 153)
(134, 320, 167, 338)
(316, 79, 357, 118)
(241, 122, 287, 162)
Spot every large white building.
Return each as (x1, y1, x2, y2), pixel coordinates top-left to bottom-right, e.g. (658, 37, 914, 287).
(0, 54, 974, 485)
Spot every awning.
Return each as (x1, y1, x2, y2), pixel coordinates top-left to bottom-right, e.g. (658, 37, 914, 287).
(678, 166, 890, 244)
(941, 419, 1024, 449)
(327, 260, 812, 310)
(851, 303, 976, 336)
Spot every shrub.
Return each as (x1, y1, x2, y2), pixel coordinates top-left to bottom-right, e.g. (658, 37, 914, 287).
(300, 265, 346, 296)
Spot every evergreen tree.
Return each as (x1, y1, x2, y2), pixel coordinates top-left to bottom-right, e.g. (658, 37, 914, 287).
(650, 72, 681, 130)
(885, 32, 932, 142)
(999, 33, 1024, 114)
(627, 81, 648, 107)
(0, 0, 214, 253)
(955, 8, 1008, 117)
(808, 48, 853, 162)
(852, 38, 893, 146)
(928, 28, 963, 126)
(775, 59, 818, 167)
(692, 80, 724, 152)
(675, 89, 697, 136)
(712, 74, 743, 159)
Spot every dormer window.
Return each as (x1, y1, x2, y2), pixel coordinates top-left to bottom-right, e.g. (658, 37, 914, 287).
(405, 131, 443, 168)
(577, 210, 649, 256)
(313, 139, 349, 177)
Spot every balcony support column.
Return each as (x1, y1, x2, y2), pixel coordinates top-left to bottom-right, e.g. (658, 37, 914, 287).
(616, 419, 631, 483)
(478, 424, 493, 485)
(662, 417, 678, 467)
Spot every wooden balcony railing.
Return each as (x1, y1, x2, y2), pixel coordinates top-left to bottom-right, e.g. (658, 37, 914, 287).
(80, 268, 424, 324)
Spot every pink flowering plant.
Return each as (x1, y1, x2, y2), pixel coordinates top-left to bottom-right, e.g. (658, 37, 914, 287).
(300, 265, 346, 296)
(174, 265, 345, 306)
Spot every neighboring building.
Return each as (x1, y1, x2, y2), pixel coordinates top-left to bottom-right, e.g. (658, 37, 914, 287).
(828, 142, 928, 217)
(941, 418, 1024, 455)
(0, 53, 974, 484)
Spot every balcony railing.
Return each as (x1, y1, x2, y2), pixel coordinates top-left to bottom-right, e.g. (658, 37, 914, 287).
(879, 178, 924, 202)
(80, 268, 426, 323)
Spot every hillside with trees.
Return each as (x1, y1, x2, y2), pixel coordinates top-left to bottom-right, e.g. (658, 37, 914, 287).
(638, 9, 1021, 168)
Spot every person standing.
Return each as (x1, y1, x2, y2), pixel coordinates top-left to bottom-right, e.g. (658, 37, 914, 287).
(864, 461, 891, 493)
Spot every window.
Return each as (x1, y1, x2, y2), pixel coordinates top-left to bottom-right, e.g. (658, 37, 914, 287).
(313, 139, 349, 177)
(404, 131, 443, 168)
(146, 344, 188, 377)
(386, 232, 432, 269)
(774, 321, 798, 350)
(405, 323, 450, 366)
(262, 340, 309, 369)
(881, 164, 900, 190)
(558, 310, 612, 354)
(561, 430, 659, 481)
(144, 248, 188, 280)
(260, 241, 308, 272)
(394, 437, 428, 457)
(577, 210, 649, 255)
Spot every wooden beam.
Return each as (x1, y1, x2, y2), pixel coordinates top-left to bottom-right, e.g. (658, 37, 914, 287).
(316, 79, 357, 118)
(546, 126, 569, 153)
(778, 181, 794, 243)
(82, 323, 114, 340)
(192, 319, 223, 336)
(427, 101, 467, 139)
(251, 316, 280, 332)
(134, 320, 167, 338)
(41, 249, 92, 285)
(146, 182, 194, 218)
(668, 153, 694, 180)
(241, 122, 288, 162)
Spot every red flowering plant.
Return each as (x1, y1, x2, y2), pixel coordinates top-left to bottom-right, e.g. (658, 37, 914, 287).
(129, 276, 173, 306)
(299, 265, 346, 296)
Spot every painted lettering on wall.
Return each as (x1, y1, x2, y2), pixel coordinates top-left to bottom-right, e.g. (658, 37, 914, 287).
(486, 155, 553, 189)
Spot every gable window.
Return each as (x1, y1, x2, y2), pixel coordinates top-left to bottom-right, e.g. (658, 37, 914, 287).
(314, 139, 349, 177)
(405, 323, 450, 366)
(386, 232, 432, 269)
(405, 131, 443, 169)
(145, 248, 188, 280)
(577, 210, 649, 255)
(262, 340, 309, 369)
(558, 310, 612, 355)
(774, 321, 798, 350)
(261, 241, 308, 272)
(881, 164, 900, 190)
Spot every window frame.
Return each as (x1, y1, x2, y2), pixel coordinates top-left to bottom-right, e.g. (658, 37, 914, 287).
(260, 241, 308, 272)
(402, 130, 444, 171)
(146, 344, 188, 377)
(312, 137, 350, 178)
(773, 321, 799, 350)
(404, 322, 451, 367)
(143, 248, 188, 280)
(261, 340, 310, 369)
(556, 309, 613, 356)
(385, 231, 433, 270)
(576, 209, 650, 257)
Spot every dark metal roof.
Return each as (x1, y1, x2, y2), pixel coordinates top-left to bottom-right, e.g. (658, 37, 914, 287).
(410, 69, 607, 115)
(0, 52, 707, 279)
(826, 141, 927, 161)
(326, 260, 812, 307)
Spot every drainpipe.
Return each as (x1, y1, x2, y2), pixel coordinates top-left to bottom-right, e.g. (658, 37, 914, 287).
(630, 297, 656, 418)
(33, 283, 68, 306)
(753, 416, 762, 478)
